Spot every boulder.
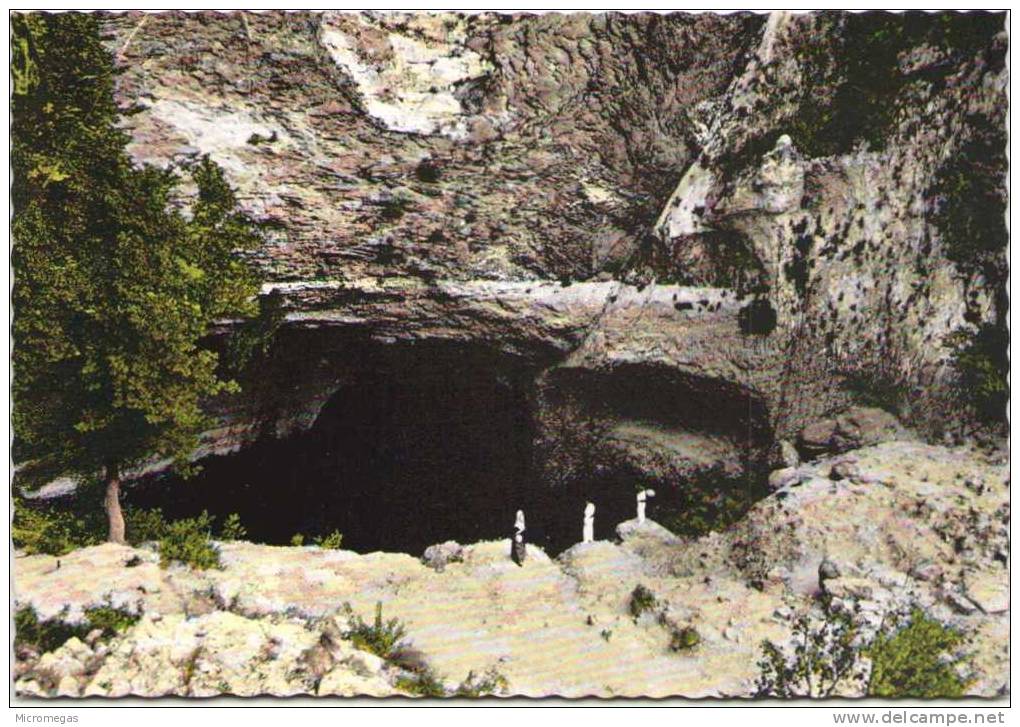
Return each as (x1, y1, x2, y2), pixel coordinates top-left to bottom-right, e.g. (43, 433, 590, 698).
(829, 460, 860, 481)
(777, 439, 800, 468)
(817, 559, 842, 584)
(964, 568, 1009, 614)
(767, 466, 803, 492)
(616, 518, 681, 547)
(422, 541, 465, 572)
(798, 407, 906, 459)
(798, 418, 839, 459)
(832, 408, 907, 452)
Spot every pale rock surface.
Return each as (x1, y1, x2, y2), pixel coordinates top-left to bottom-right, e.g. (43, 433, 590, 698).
(14, 442, 1008, 698)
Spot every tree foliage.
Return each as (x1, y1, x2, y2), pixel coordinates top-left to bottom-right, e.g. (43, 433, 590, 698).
(11, 13, 262, 488)
(947, 324, 1009, 426)
(867, 608, 968, 698)
(158, 511, 221, 570)
(756, 604, 970, 698)
(755, 606, 864, 698)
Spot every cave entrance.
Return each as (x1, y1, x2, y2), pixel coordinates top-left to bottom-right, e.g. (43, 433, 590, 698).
(128, 341, 553, 555)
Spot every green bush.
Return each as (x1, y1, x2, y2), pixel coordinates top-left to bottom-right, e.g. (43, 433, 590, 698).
(867, 608, 969, 698)
(396, 667, 446, 698)
(932, 115, 1007, 276)
(124, 506, 169, 543)
(388, 645, 431, 674)
(12, 496, 104, 556)
(12, 491, 232, 566)
(15, 604, 138, 654)
(313, 530, 343, 549)
(343, 602, 408, 660)
(948, 324, 1009, 426)
(14, 607, 88, 653)
(755, 607, 862, 698)
(669, 626, 701, 652)
(839, 363, 910, 416)
(629, 584, 658, 619)
(158, 511, 220, 570)
(454, 667, 509, 697)
(219, 512, 247, 542)
(83, 605, 140, 639)
(378, 195, 411, 221)
(290, 533, 305, 546)
(415, 159, 442, 183)
(246, 130, 277, 145)
(756, 605, 971, 698)
(12, 481, 176, 555)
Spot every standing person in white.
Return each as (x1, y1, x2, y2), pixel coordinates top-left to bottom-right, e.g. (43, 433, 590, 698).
(511, 510, 526, 566)
(637, 489, 655, 523)
(583, 502, 595, 543)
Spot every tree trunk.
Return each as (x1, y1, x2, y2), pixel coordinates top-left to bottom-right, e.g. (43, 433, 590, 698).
(104, 462, 126, 544)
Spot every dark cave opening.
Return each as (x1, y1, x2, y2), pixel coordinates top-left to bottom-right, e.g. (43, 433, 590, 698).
(125, 341, 776, 557)
(533, 363, 774, 540)
(126, 341, 595, 556)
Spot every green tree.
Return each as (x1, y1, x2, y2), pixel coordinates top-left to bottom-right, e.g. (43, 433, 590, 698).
(12, 13, 262, 543)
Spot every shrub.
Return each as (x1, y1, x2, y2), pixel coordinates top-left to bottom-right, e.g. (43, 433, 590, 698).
(755, 607, 863, 698)
(12, 496, 104, 556)
(313, 530, 343, 549)
(396, 667, 446, 697)
(124, 506, 169, 543)
(158, 511, 220, 570)
(455, 667, 509, 697)
(931, 114, 1007, 276)
(388, 645, 431, 675)
(669, 626, 701, 652)
(738, 298, 778, 336)
(629, 584, 658, 619)
(867, 608, 969, 698)
(83, 605, 140, 639)
(657, 467, 767, 539)
(226, 289, 286, 376)
(246, 130, 277, 145)
(947, 324, 1009, 426)
(219, 513, 247, 542)
(290, 533, 305, 546)
(14, 607, 88, 654)
(415, 159, 442, 183)
(15, 604, 138, 654)
(12, 489, 242, 562)
(839, 367, 909, 416)
(343, 602, 408, 660)
(378, 195, 411, 221)
(756, 605, 971, 698)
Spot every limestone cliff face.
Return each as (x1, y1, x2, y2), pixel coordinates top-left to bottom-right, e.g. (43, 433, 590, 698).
(100, 11, 1007, 479)
(648, 11, 1008, 437)
(107, 10, 761, 283)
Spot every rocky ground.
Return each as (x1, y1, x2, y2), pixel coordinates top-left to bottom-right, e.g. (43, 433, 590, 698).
(11, 9, 1010, 701)
(13, 439, 1008, 699)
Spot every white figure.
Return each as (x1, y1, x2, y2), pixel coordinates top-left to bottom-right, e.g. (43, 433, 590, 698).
(636, 489, 656, 524)
(583, 502, 596, 543)
(511, 510, 526, 566)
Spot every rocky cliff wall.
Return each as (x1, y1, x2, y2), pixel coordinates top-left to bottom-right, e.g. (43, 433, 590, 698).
(99, 10, 1008, 485)
(647, 11, 1008, 437)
